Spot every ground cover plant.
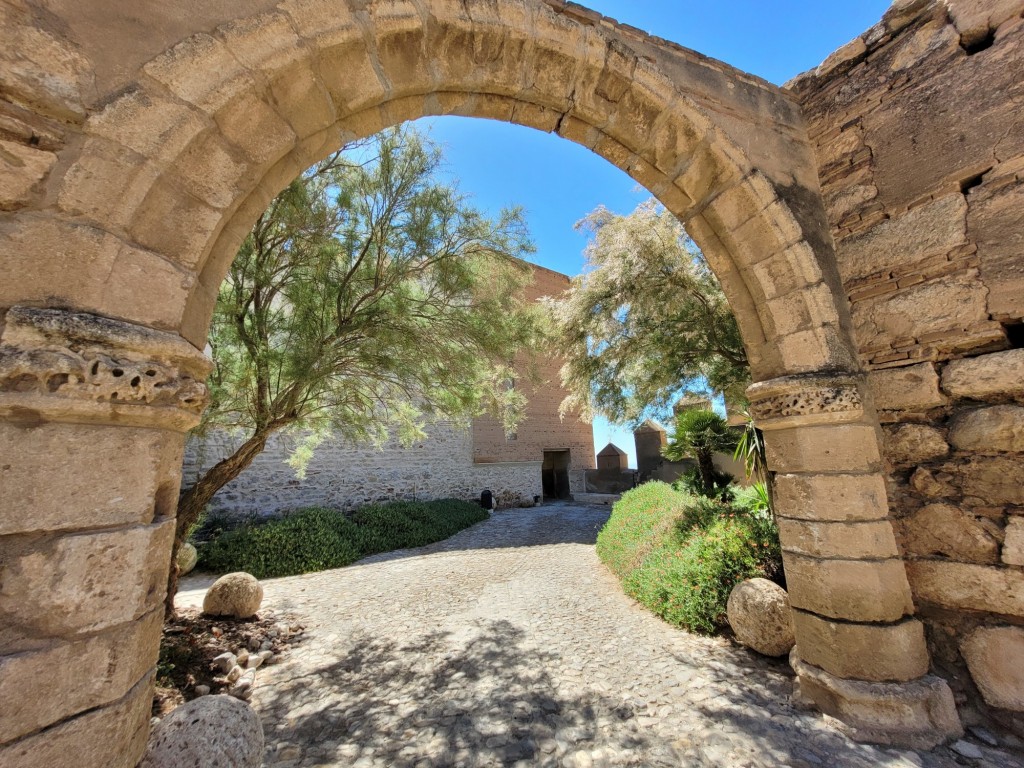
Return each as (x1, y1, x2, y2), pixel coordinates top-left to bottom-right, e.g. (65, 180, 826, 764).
(596, 482, 781, 634)
(198, 499, 488, 579)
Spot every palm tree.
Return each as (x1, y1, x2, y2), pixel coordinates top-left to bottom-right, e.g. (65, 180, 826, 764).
(663, 409, 738, 494)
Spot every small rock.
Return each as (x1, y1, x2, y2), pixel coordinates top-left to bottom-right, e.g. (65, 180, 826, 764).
(176, 542, 198, 576)
(258, 650, 275, 665)
(194, 685, 211, 696)
(951, 740, 983, 760)
(229, 670, 256, 700)
(203, 572, 264, 619)
(211, 626, 223, 638)
(969, 726, 998, 746)
(246, 654, 265, 670)
(236, 648, 250, 667)
(140, 695, 263, 768)
(150, 717, 161, 727)
(226, 665, 244, 684)
(726, 578, 795, 657)
(211, 652, 236, 674)
(248, 635, 263, 652)
(260, 640, 273, 652)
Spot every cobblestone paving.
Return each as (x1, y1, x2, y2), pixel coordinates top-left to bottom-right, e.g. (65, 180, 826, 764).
(180, 503, 1022, 767)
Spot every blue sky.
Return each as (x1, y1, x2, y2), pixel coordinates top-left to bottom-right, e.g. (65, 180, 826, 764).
(411, 1, 891, 467)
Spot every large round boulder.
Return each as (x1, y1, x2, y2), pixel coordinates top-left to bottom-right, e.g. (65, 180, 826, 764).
(203, 572, 263, 619)
(727, 578, 795, 657)
(176, 542, 198, 576)
(141, 695, 263, 768)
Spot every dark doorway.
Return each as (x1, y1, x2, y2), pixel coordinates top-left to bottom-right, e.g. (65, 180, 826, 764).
(542, 450, 572, 500)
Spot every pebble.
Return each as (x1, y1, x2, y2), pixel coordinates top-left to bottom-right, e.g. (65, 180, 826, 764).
(194, 684, 211, 696)
(211, 651, 236, 674)
(969, 726, 998, 747)
(951, 740, 984, 760)
(177, 503, 1023, 768)
(226, 664, 243, 683)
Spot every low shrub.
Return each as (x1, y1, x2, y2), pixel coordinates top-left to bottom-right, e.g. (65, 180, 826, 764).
(198, 499, 488, 579)
(596, 481, 781, 635)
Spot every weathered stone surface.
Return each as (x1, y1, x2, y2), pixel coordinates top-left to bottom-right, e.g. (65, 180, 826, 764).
(0, 609, 161, 744)
(773, 473, 890, 522)
(791, 653, 962, 750)
(908, 467, 957, 498)
(961, 626, 1024, 712)
(0, 520, 174, 640)
(176, 542, 199, 575)
(0, 423, 182, 536)
(907, 560, 1024, 616)
(898, 503, 1000, 564)
(792, 611, 929, 682)
(726, 578, 795, 657)
(140, 694, 263, 768)
(949, 406, 1024, 452)
(0, 674, 153, 768)
(852, 273, 993, 353)
(765, 424, 881, 474)
(970, 176, 1024, 321)
(0, 139, 58, 208)
(958, 456, 1024, 505)
(882, 424, 949, 465)
(777, 517, 899, 559)
(948, 0, 1024, 46)
(1004, 517, 1024, 566)
(869, 363, 946, 412)
(942, 349, 1024, 401)
(782, 553, 914, 622)
(837, 194, 967, 283)
(204, 573, 264, 618)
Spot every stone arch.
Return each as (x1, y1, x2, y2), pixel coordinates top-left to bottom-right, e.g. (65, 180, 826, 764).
(0, 1, 961, 763)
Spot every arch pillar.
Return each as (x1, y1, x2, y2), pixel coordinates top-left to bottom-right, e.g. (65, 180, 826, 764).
(0, 306, 211, 767)
(747, 373, 962, 749)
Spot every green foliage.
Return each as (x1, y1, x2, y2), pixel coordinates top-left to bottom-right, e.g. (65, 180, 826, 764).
(673, 466, 735, 502)
(198, 499, 488, 579)
(663, 409, 738, 498)
(596, 481, 781, 635)
(551, 200, 749, 425)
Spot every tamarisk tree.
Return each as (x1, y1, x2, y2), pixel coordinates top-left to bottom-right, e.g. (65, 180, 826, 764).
(171, 127, 543, 609)
(551, 200, 749, 425)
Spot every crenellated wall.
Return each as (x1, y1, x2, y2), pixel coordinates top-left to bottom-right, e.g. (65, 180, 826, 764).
(790, 0, 1024, 732)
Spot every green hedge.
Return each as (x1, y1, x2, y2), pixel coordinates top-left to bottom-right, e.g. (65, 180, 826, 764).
(198, 499, 488, 579)
(596, 481, 781, 634)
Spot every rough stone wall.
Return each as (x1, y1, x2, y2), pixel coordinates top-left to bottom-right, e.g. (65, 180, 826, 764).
(790, 0, 1024, 730)
(472, 264, 596, 472)
(185, 422, 542, 518)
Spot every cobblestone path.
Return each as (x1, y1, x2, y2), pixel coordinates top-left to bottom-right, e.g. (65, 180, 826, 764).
(180, 503, 1020, 767)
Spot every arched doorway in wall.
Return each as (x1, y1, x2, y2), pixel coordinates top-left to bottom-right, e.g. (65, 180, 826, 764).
(0, 1, 963, 762)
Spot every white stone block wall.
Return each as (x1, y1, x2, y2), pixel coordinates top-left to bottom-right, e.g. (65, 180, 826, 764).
(183, 421, 543, 520)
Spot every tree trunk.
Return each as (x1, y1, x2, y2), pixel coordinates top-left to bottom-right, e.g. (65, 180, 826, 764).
(165, 429, 273, 618)
(697, 450, 717, 495)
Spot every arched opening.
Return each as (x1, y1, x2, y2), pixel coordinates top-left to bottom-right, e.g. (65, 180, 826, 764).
(0, 1, 963, 763)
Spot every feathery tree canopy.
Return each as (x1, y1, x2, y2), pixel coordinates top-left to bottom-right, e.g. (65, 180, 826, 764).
(551, 200, 749, 425)
(170, 126, 544, 611)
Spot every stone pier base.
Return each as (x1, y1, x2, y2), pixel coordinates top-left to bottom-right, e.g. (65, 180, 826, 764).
(791, 652, 963, 750)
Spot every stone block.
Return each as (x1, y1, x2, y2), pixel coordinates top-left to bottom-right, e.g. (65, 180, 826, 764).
(127, 176, 224, 270)
(852, 273, 993, 354)
(837, 194, 967, 283)
(0, 139, 58, 209)
(791, 654, 962, 750)
(909, 467, 957, 498)
(906, 560, 1024, 616)
(970, 178, 1024, 321)
(958, 456, 1024, 505)
(0, 423, 179, 536)
(869, 363, 946, 412)
(899, 503, 1000, 564)
(961, 625, 1024, 712)
(792, 611, 929, 682)
(316, 41, 389, 115)
(0, 215, 121, 311)
(782, 552, 914, 622)
(778, 518, 899, 559)
(773, 473, 890, 522)
(948, 0, 1024, 46)
(882, 424, 949, 465)
(98, 244, 195, 331)
(776, 324, 860, 375)
(86, 88, 209, 165)
(214, 87, 297, 167)
(942, 349, 1024, 400)
(1004, 517, 1024, 566)
(746, 242, 825, 301)
(0, 520, 174, 640)
(949, 405, 1024, 452)
(765, 424, 881, 474)
(142, 33, 253, 113)
(0, 609, 161, 743)
(0, 673, 152, 768)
